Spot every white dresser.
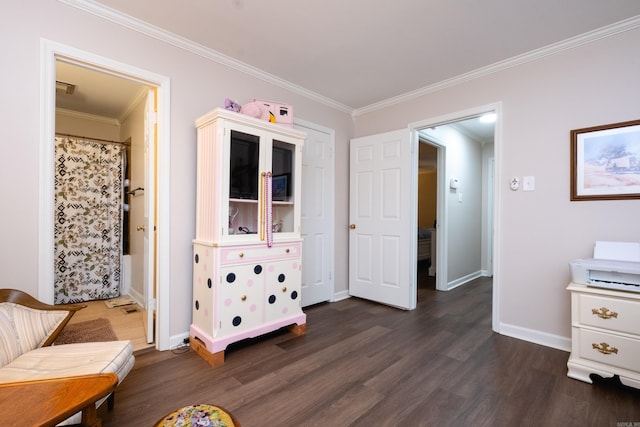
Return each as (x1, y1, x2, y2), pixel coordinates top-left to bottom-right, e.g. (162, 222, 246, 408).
(567, 282, 640, 389)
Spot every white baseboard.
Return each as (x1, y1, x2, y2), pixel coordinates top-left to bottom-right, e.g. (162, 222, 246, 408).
(170, 332, 191, 350)
(499, 322, 571, 352)
(127, 287, 144, 307)
(447, 270, 484, 290)
(332, 290, 351, 302)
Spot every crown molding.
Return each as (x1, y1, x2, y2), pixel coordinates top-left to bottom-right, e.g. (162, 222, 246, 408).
(353, 15, 640, 117)
(56, 107, 120, 125)
(58, 0, 353, 115)
(118, 86, 148, 123)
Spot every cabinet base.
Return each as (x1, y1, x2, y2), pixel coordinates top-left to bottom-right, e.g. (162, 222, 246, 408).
(567, 358, 640, 389)
(190, 335, 225, 366)
(289, 323, 307, 336)
(190, 319, 307, 367)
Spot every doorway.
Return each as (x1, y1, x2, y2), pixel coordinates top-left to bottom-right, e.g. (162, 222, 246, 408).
(410, 103, 501, 332)
(39, 40, 172, 350)
(417, 114, 495, 292)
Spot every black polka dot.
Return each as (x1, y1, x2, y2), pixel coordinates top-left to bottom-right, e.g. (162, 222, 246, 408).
(226, 273, 236, 283)
(195, 300, 199, 310)
(291, 291, 298, 300)
(268, 295, 276, 304)
(278, 274, 286, 283)
(194, 254, 199, 263)
(254, 265, 262, 274)
(232, 316, 242, 327)
(207, 278, 212, 289)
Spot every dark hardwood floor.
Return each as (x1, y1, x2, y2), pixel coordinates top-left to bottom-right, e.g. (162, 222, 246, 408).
(99, 264, 640, 426)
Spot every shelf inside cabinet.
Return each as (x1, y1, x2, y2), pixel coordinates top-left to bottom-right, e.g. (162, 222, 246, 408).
(230, 198, 258, 204)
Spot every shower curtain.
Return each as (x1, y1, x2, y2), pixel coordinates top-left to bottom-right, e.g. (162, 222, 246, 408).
(54, 136, 124, 304)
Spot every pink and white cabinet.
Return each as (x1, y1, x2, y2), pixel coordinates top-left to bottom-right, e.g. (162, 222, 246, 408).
(190, 108, 306, 366)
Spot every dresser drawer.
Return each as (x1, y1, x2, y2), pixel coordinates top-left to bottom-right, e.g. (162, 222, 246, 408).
(220, 243, 301, 265)
(576, 293, 640, 335)
(575, 328, 640, 374)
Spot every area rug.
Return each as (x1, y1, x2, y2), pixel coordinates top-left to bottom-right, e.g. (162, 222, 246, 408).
(54, 318, 118, 345)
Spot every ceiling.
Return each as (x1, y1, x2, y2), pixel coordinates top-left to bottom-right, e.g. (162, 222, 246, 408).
(56, 1, 640, 129)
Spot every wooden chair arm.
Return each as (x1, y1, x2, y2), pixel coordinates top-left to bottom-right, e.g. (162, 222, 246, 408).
(0, 289, 86, 346)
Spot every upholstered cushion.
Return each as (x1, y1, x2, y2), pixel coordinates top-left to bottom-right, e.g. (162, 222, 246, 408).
(0, 303, 68, 367)
(0, 306, 20, 367)
(0, 340, 135, 426)
(0, 340, 135, 383)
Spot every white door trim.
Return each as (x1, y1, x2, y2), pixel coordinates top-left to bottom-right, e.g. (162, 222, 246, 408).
(409, 101, 503, 333)
(416, 134, 448, 292)
(39, 39, 172, 350)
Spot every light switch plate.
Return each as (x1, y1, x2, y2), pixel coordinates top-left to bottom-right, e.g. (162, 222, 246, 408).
(523, 176, 535, 191)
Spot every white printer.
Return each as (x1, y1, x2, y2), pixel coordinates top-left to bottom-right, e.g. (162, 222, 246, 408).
(569, 241, 640, 293)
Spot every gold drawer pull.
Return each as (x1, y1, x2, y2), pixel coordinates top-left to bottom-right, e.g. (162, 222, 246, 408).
(592, 342, 618, 355)
(241, 295, 247, 301)
(238, 252, 244, 258)
(592, 307, 618, 319)
(282, 287, 287, 293)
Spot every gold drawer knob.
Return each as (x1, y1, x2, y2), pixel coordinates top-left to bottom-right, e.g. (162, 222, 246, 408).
(238, 252, 244, 258)
(241, 295, 247, 301)
(282, 287, 287, 293)
(592, 307, 618, 319)
(592, 342, 618, 355)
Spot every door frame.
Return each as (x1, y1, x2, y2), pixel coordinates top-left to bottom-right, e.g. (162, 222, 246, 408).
(409, 102, 502, 333)
(415, 134, 448, 292)
(39, 39, 172, 350)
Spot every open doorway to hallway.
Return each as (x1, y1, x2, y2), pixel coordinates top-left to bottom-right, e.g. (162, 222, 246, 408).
(415, 114, 495, 293)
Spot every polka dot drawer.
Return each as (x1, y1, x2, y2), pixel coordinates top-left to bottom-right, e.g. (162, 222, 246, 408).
(220, 243, 301, 265)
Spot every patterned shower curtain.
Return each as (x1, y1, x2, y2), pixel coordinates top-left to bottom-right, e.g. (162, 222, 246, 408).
(54, 136, 124, 304)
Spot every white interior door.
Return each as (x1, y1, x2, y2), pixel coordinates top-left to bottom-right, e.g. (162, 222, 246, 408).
(297, 122, 334, 306)
(349, 130, 416, 310)
(144, 89, 157, 344)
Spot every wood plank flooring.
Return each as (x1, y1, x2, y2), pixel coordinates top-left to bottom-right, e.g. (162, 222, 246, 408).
(67, 298, 153, 353)
(97, 272, 640, 426)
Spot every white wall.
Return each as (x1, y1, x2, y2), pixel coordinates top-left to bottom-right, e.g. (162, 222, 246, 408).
(118, 94, 146, 299)
(1, 0, 353, 341)
(423, 126, 484, 286)
(354, 28, 640, 348)
(55, 111, 121, 141)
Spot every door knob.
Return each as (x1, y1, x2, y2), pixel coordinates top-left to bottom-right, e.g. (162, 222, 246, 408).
(136, 225, 146, 231)
(349, 224, 356, 230)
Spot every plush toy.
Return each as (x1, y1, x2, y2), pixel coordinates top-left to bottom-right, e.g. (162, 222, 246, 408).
(224, 98, 241, 112)
(225, 98, 277, 123)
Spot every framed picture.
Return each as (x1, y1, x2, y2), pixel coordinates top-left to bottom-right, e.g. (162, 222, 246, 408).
(570, 119, 640, 201)
(272, 174, 290, 201)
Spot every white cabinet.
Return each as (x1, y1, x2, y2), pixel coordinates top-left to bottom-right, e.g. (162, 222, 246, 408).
(190, 108, 306, 366)
(567, 282, 640, 389)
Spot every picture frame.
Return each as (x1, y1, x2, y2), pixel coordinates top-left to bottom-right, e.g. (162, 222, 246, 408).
(570, 119, 640, 201)
(272, 174, 290, 201)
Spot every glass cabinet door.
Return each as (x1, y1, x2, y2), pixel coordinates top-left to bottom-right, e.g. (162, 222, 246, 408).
(225, 128, 300, 241)
(271, 139, 296, 234)
(228, 130, 260, 237)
